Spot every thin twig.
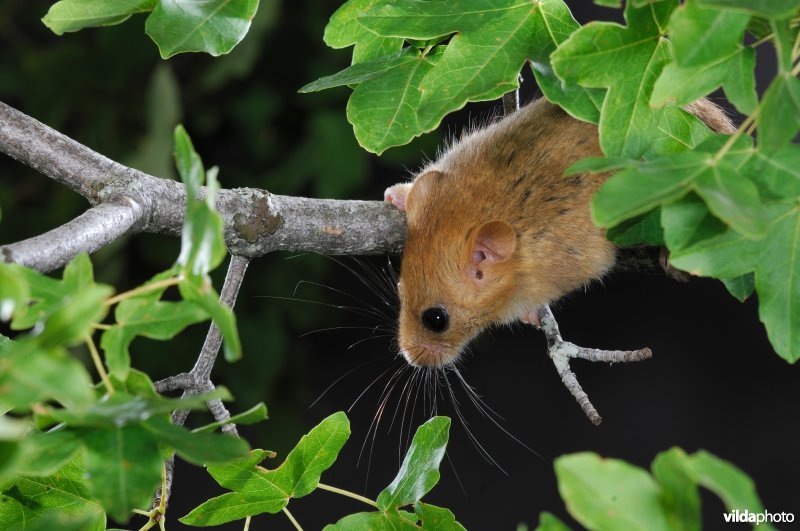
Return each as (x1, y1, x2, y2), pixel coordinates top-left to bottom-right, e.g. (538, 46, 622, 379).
(154, 255, 251, 509)
(536, 306, 652, 425)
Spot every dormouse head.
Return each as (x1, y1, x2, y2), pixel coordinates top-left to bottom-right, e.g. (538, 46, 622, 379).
(393, 171, 519, 367)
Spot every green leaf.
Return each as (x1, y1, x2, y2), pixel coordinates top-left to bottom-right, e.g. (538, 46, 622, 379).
(346, 47, 443, 154)
(721, 273, 755, 302)
(644, 107, 716, 157)
(758, 74, 800, 151)
(0, 451, 105, 530)
(554, 453, 672, 531)
(82, 424, 162, 523)
(414, 502, 466, 530)
(593, 136, 766, 238)
(142, 416, 249, 466)
(668, 222, 761, 278)
(697, 0, 799, 18)
(101, 295, 208, 380)
(300, 48, 421, 92)
(181, 412, 350, 526)
(323, 509, 418, 530)
(592, 151, 706, 227)
(661, 193, 728, 252)
(534, 512, 572, 531)
(178, 278, 241, 362)
(607, 208, 665, 246)
(670, 201, 800, 361)
(668, 0, 749, 68)
(192, 402, 268, 433)
(754, 202, 800, 362)
(42, 0, 156, 35)
(746, 144, 800, 200)
(365, 0, 600, 131)
(0, 264, 29, 323)
(14, 430, 82, 477)
(145, 0, 261, 59)
(565, 156, 636, 175)
(652, 48, 757, 115)
(651, 448, 701, 531)
(324, 0, 403, 63)
(377, 416, 450, 511)
(45, 388, 231, 428)
(679, 450, 773, 521)
(174, 126, 227, 278)
(0, 342, 95, 411)
(552, 1, 677, 157)
(693, 160, 768, 239)
(7, 254, 111, 346)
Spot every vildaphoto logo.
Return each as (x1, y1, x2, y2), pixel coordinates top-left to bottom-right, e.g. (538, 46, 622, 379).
(723, 509, 795, 524)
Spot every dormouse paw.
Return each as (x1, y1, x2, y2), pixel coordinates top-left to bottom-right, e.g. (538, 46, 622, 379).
(384, 183, 412, 211)
(520, 308, 542, 328)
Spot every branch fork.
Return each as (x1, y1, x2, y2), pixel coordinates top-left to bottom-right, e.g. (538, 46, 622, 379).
(536, 305, 652, 425)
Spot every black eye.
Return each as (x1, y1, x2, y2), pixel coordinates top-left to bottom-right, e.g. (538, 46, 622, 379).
(421, 306, 449, 333)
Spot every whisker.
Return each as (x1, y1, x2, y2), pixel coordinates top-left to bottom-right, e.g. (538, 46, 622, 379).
(293, 279, 392, 322)
(347, 334, 393, 350)
(300, 325, 390, 338)
(308, 356, 384, 410)
(348, 361, 402, 412)
(254, 295, 388, 323)
(452, 367, 541, 460)
(442, 369, 507, 474)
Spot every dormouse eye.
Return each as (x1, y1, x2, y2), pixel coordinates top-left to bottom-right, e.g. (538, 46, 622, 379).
(421, 306, 449, 333)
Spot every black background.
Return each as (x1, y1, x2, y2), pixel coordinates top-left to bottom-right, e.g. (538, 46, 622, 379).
(0, 1, 797, 530)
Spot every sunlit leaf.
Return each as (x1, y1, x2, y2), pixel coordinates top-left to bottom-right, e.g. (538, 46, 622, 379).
(377, 416, 450, 510)
(192, 402, 268, 433)
(42, 0, 156, 35)
(81, 424, 162, 523)
(555, 453, 672, 531)
(552, 1, 677, 157)
(0, 451, 105, 530)
(145, 0, 261, 59)
(181, 412, 350, 526)
(324, 0, 403, 63)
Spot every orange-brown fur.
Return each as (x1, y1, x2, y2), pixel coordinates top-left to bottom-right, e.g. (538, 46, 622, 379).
(392, 98, 733, 367)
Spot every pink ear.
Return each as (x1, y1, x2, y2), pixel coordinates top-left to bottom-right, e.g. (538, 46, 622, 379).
(471, 220, 516, 267)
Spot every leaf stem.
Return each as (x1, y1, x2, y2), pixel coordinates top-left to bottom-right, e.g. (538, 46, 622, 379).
(712, 105, 759, 163)
(282, 507, 303, 531)
(105, 277, 181, 306)
(92, 323, 112, 330)
(243, 516, 251, 531)
(316, 482, 379, 508)
(136, 465, 168, 531)
(85, 334, 113, 394)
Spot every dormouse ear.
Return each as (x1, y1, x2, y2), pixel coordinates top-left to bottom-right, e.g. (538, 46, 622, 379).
(471, 220, 516, 267)
(406, 170, 442, 211)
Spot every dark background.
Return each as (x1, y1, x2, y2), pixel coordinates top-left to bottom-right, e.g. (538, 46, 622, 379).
(0, 1, 797, 530)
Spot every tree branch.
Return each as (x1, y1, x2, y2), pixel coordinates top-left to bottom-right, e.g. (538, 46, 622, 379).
(0, 100, 666, 277)
(0, 101, 405, 272)
(0, 196, 144, 271)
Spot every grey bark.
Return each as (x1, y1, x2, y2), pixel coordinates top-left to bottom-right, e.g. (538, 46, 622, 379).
(0, 101, 405, 272)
